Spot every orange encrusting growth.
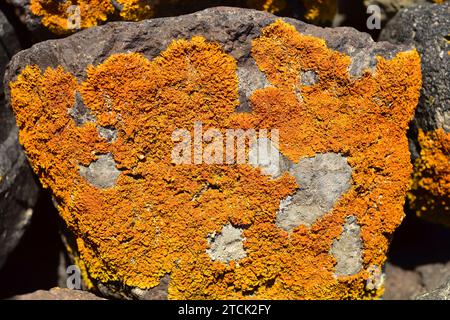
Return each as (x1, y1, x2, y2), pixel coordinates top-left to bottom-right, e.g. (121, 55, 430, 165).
(30, 0, 152, 35)
(409, 129, 450, 226)
(302, 0, 336, 23)
(10, 20, 421, 299)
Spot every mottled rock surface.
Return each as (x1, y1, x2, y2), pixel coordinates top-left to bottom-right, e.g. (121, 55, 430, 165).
(0, 9, 38, 269)
(363, 0, 446, 27)
(380, 3, 449, 226)
(11, 287, 105, 300)
(6, 7, 421, 299)
(416, 280, 450, 300)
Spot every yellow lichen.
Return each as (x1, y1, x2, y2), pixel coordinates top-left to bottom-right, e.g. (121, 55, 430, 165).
(247, 0, 287, 13)
(302, 0, 336, 24)
(408, 129, 450, 226)
(115, 0, 153, 21)
(10, 20, 421, 299)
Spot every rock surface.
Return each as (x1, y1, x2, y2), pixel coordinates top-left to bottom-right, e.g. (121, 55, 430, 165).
(380, 3, 449, 226)
(385, 262, 450, 300)
(5, 7, 421, 299)
(11, 287, 106, 300)
(363, 0, 445, 27)
(416, 280, 450, 300)
(0, 9, 38, 269)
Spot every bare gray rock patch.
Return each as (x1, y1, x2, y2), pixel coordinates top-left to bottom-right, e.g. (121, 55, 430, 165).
(98, 126, 118, 143)
(68, 92, 96, 126)
(79, 153, 121, 189)
(300, 70, 319, 86)
(248, 137, 289, 178)
(237, 58, 271, 112)
(206, 223, 247, 264)
(276, 153, 353, 231)
(330, 216, 363, 277)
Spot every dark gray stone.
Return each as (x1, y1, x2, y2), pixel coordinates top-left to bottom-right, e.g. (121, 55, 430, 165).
(0, 9, 39, 269)
(364, 0, 429, 26)
(380, 2, 449, 158)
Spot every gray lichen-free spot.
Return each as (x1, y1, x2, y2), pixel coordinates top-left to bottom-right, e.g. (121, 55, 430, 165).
(206, 223, 247, 264)
(248, 137, 289, 179)
(330, 216, 363, 277)
(98, 126, 118, 143)
(237, 58, 271, 112)
(276, 153, 353, 231)
(68, 92, 96, 127)
(79, 153, 121, 189)
(300, 70, 319, 86)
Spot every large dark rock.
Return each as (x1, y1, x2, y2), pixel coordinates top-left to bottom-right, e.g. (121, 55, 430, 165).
(380, 2, 449, 156)
(0, 9, 39, 269)
(4, 7, 421, 299)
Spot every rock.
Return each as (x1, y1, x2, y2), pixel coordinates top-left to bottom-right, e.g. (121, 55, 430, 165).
(380, 3, 450, 226)
(384, 263, 425, 299)
(363, 0, 446, 27)
(0, 9, 39, 269)
(416, 280, 450, 300)
(6, 0, 337, 41)
(5, 7, 421, 299)
(11, 287, 106, 300)
(385, 262, 450, 300)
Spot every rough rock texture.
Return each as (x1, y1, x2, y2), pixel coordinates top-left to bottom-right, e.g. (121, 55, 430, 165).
(363, 0, 446, 27)
(11, 287, 106, 300)
(380, 3, 450, 226)
(0, 10, 38, 269)
(385, 261, 450, 300)
(416, 280, 450, 300)
(6, 7, 421, 299)
(6, 0, 336, 41)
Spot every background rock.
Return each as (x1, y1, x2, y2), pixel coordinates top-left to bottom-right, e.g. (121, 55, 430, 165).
(380, 2, 449, 151)
(0, 9, 38, 269)
(11, 287, 105, 300)
(380, 3, 449, 226)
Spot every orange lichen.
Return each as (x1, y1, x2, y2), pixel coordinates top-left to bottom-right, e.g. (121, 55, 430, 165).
(247, 0, 287, 13)
(10, 20, 421, 299)
(30, 0, 152, 35)
(115, 0, 153, 21)
(302, 0, 336, 23)
(408, 129, 450, 226)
